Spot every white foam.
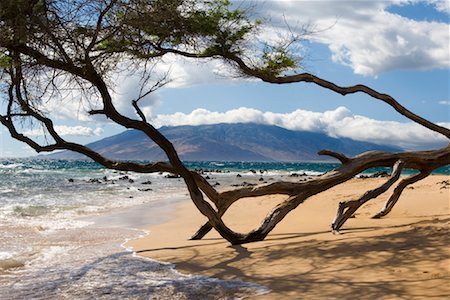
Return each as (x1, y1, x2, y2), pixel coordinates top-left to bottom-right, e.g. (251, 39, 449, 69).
(0, 163, 24, 169)
(0, 251, 14, 260)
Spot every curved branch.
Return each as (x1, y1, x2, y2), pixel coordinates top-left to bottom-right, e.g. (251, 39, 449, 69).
(331, 160, 405, 232)
(158, 48, 450, 139)
(318, 149, 350, 164)
(191, 147, 450, 241)
(372, 170, 431, 219)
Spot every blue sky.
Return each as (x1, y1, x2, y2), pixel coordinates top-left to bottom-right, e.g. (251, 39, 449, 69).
(0, 0, 449, 157)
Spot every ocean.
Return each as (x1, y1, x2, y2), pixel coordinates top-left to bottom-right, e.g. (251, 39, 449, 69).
(0, 159, 448, 299)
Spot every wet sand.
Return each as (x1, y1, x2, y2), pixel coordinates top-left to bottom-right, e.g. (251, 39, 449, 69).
(127, 175, 450, 299)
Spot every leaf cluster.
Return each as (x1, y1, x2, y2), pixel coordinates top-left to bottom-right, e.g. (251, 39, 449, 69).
(102, 0, 259, 58)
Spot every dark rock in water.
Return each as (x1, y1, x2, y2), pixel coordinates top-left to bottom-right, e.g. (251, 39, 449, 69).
(205, 176, 211, 180)
(103, 176, 108, 181)
(373, 171, 389, 178)
(141, 181, 152, 185)
(88, 178, 101, 184)
(236, 174, 242, 178)
(164, 174, 180, 179)
(119, 175, 129, 180)
(214, 182, 221, 186)
(259, 177, 264, 181)
(138, 188, 153, 192)
(128, 178, 134, 183)
(360, 171, 390, 179)
(289, 172, 306, 177)
(68, 178, 74, 183)
(249, 169, 257, 174)
(231, 181, 257, 187)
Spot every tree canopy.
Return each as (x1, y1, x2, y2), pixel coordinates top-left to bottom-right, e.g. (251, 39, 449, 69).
(0, 0, 449, 245)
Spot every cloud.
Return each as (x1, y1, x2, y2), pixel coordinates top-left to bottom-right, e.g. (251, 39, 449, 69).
(438, 100, 450, 105)
(428, 0, 450, 14)
(152, 106, 449, 150)
(24, 126, 104, 137)
(262, 0, 450, 75)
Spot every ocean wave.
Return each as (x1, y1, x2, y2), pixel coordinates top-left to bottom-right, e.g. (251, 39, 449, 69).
(3, 251, 269, 299)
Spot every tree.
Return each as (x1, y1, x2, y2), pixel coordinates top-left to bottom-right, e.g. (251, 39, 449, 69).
(0, 0, 449, 245)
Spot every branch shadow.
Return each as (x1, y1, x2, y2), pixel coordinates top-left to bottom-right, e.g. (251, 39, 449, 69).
(154, 217, 450, 299)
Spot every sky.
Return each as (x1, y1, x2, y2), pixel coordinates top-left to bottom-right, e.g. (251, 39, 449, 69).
(0, 0, 449, 158)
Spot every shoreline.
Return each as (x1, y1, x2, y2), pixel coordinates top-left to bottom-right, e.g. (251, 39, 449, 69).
(127, 175, 450, 299)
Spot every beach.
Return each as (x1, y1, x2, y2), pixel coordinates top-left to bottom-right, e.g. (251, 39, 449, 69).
(1, 159, 448, 299)
(128, 175, 450, 299)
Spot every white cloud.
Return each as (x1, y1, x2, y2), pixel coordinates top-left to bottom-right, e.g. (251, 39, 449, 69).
(152, 106, 449, 150)
(262, 0, 450, 75)
(24, 126, 104, 137)
(438, 100, 450, 105)
(429, 0, 450, 14)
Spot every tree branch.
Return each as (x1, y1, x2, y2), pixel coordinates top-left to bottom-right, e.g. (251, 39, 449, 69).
(331, 160, 405, 232)
(372, 170, 432, 219)
(318, 149, 350, 164)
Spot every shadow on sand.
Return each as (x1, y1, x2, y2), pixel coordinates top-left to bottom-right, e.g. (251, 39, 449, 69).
(138, 217, 450, 299)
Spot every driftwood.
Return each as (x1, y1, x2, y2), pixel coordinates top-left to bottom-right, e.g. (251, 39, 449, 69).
(0, 0, 449, 245)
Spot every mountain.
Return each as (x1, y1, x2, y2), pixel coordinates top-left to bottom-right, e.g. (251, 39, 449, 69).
(46, 123, 401, 161)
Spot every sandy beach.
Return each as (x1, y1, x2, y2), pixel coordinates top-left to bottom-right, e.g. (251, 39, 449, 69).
(127, 175, 449, 299)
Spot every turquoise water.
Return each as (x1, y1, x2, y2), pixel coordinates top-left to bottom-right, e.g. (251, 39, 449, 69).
(2, 158, 448, 174)
(0, 159, 270, 299)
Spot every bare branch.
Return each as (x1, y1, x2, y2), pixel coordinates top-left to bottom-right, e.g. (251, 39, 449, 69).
(318, 149, 350, 164)
(85, 0, 118, 54)
(372, 170, 432, 219)
(331, 160, 405, 232)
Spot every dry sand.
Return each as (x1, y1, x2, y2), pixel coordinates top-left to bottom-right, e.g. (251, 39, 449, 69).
(127, 175, 450, 299)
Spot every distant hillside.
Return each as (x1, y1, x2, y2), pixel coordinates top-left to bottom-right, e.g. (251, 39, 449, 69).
(46, 123, 401, 161)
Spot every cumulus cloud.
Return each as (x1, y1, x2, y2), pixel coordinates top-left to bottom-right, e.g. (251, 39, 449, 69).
(263, 0, 450, 75)
(152, 106, 449, 150)
(25, 126, 104, 137)
(428, 0, 450, 14)
(33, 56, 241, 123)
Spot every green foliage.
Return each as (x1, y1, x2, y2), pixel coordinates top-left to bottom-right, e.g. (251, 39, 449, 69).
(0, 0, 300, 79)
(0, 53, 12, 69)
(259, 46, 298, 77)
(108, 0, 298, 76)
(106, 0, 257, 57)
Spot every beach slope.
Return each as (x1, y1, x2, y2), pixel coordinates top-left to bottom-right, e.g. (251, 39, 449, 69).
(128, 175, 449, 299)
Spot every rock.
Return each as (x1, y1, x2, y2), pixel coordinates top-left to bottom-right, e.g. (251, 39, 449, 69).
(128, 178, 134, 183)
(289, 172, 306, 177)
(236, 174, 242, 178)
(373, 171, 389, 178)
(141, 181, 152, 185)
(232, 181, 257, 187)
(360, 171, 390, 179)
(68, 178, 74, 183)
(119, 175, 129, 180)
(259, 177, 264, 181)
(164, 174, 180, 179)
(138, 188, 153, 192)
